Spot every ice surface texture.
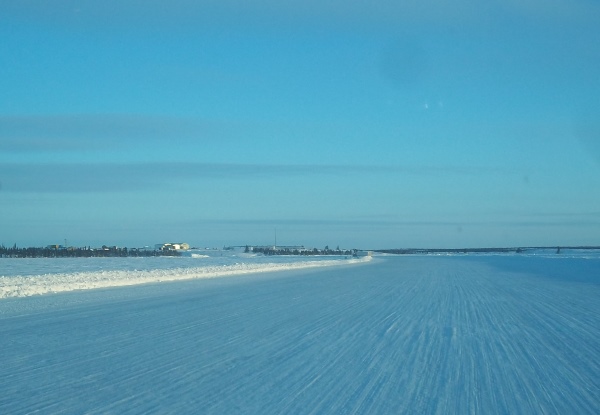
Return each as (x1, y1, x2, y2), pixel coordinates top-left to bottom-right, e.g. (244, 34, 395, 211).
(0, 256, 598, 414)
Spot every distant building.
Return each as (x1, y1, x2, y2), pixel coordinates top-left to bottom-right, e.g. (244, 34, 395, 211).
(250, 245, 306, 252)
(155, 243, 190, 251)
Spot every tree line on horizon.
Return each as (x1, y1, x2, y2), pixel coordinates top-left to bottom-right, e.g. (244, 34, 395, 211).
(0, 245, 181, 258)
(247, 245, 354, 256)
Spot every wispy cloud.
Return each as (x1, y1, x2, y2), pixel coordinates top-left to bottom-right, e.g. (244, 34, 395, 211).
(3, 1, 598, 31)
(0, 161, 513, 193)
(171, 214, 600, 230)
(0, 162, 365, 193)
(498, 0, 600, 20)
(0, 115, 229, 153)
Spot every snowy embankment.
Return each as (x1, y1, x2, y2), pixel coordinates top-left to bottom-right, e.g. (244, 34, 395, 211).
(0, 256, 370, 299)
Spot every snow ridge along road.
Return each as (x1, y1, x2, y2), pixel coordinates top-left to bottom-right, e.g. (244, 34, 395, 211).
(0, 256, 370, 298)
(0, 255, 598, 414)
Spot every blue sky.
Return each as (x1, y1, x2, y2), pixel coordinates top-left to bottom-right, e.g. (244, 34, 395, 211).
(1, 0, 599, 249)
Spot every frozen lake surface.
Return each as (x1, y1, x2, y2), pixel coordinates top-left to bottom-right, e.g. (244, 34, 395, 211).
(0, 255, 598, 414)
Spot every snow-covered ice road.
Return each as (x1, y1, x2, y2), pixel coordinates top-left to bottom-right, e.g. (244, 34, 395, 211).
(1, 255, 598, 414)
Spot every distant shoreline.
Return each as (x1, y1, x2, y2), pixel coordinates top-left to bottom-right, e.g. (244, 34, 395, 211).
(0, 245, 181, 258)
(376, 246, 600, 255)
(2, 245, 599, 259)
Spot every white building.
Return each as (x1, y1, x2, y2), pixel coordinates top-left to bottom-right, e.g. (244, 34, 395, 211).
(155, 243, 190, 251)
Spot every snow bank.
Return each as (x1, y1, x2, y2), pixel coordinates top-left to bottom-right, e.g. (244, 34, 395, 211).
(0, 256, 371, 299)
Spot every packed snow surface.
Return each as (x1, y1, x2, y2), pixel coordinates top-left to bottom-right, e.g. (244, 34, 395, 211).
(0, 255, 598, 414)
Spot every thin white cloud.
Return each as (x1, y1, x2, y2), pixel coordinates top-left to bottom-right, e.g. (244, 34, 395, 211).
(0, 114, 232, 153)
(5, 1, 597, 31)
(0, 161, 513, 193)
(497, 0, 600, 20)
(174, 214, 600, 230)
